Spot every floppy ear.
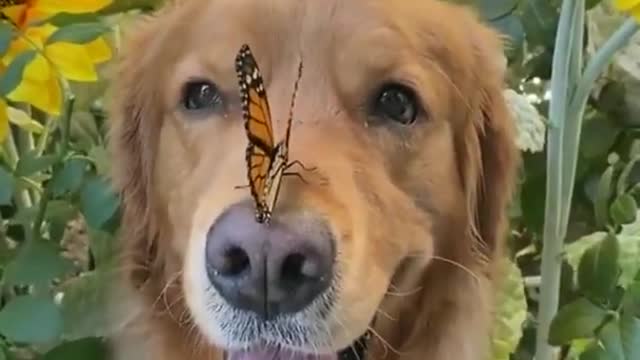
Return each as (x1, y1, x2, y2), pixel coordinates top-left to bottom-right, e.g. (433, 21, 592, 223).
(458, 24, 520, 264)
(108, 7, 175, 289)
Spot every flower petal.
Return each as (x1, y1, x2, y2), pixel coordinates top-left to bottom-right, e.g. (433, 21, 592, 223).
(614, 0, 640, 11)
(0, 5, 27, 25)
(8, 75, 61, 116)
(45, 42, 98, 82)
(35, 0, 113, 13)
(632, 5, 640, 22)
(84, 37, 113, 64)
(0, 100, 8, 142)
(22, 54, 51, 82)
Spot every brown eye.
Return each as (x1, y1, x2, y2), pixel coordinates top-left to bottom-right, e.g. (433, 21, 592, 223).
(373, 84, 419, 125)
(181, 80, 223, 112)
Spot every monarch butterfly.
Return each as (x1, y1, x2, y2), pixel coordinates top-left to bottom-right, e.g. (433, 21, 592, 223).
(235, 44, 313, 224)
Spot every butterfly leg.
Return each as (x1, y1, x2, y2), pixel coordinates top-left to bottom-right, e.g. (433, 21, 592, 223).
(285, 160, 317, 173)
(283, 171, 311, 185)
(234, 184, 251, 190)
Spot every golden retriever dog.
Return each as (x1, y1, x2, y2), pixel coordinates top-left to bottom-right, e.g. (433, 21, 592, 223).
(107, 0, 519, 359)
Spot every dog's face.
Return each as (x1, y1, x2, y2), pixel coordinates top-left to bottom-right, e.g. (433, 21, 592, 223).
(110, 0, 518, 359)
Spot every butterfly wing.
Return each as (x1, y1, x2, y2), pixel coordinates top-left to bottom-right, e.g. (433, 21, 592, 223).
(235, 44, 275, 151)
(245, 143, 272, 220)
(236, 44, 276, 221)
(261, 143, 288, 222)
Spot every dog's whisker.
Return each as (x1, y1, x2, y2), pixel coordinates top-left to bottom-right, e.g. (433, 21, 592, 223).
(375, 307, 396, 322)
(405, 252, 481, 285)
(385, 286, 423, 297)
(367, 325, 404, 358)
(151, 270, 183, 311)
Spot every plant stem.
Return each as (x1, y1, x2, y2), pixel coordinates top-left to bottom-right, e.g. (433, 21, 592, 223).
(32, 87, 75, 242)
(559, 18, 639, 234)
(1, 127, 19, 170)
(15, 105, 42, 205)
(2, 126, 32, 239)
(535, 0, 580, 359)
(35, 117, 53, 156)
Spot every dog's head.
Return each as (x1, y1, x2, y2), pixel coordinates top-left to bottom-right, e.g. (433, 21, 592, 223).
(109, 0, 519, 359)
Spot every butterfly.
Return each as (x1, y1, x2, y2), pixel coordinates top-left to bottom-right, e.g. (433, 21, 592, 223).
(235, 44, 314, 224)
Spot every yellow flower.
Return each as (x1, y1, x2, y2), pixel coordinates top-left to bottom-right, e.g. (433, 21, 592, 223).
(615, 0, 640, 22)
(0, 0, 112, 115)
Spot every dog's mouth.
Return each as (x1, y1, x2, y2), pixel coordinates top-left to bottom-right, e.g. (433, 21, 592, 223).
(225, 330, 372, 360)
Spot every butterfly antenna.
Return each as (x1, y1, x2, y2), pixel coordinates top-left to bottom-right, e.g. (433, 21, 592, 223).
(284, 58, 304, 147)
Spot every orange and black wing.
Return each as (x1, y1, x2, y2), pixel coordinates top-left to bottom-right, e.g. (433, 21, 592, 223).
(235, 44, 275, 152)
(236, 44, 276, 220)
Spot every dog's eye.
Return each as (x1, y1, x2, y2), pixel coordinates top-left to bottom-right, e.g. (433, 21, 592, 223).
(181, 80, 223, 112)
(372, 84, 419, 125)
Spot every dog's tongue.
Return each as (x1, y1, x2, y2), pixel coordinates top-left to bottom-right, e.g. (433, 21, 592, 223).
(227, 346, 337, 360)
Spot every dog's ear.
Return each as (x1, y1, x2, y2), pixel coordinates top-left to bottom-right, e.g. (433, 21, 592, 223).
(108, 7, 176, 288)
(458, 22, 520, 263)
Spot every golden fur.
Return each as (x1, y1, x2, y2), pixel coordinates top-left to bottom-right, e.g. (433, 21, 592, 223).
(107, 0, 520, 359)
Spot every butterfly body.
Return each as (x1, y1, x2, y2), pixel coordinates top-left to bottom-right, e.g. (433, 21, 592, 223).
(235, 44, 306, 224)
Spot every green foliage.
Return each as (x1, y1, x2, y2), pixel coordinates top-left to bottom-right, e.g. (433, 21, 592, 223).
(47, 23, 112, 45)
(0, 3, 129, 358)
(0, 295, 63, 344)
(0, 50, 36, 96)
(491, 258, 528, 360)
(0, 0, 638, 359)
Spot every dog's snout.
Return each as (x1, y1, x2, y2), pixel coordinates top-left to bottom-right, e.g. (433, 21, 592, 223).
(205, 204, 335, 320)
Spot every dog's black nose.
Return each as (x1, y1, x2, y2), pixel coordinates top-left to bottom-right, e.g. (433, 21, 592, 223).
(205, 203, 335, 320)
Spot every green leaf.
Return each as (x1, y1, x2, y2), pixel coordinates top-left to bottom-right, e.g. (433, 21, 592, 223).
(491, 15, 525, 56)
(567, 216, 640, 289)
(88, 146, 111, 176)
(70, 111, 101, 148)
(578, 233, 620, 301)
(0, 295, 63, 343)
(46, 12, 102, 27)
(42, 337, 108, 360)
(595, 165, 615, 229)
(580, 114, 620, 160)
(89, 227, 116, 267)
(617, 155, 640, 196)
(7, 106, 44, 134)
(0, 50, 37, 96)
(14, 150, 58, 177)
(623, 281, 640, 317)
(45, 200, 79, 243)
(549, 298, 608, 346)
(45, 199, 78, 224)
(60, 270, 116, 341)
(476, 0, 518, 20)
(580, 341, 608, 360)
(50, 158, 88, 197)
(610, 194, 638, 226)
(586, 0, 603, 10)
(620, 313, 640, 360)
(80, 176, 119, 229)
(3, 240, 74, 288)
(0, 21, 14, 56)
(491, 258, 527, 360)
(598, 320, 625, 360)
(47, 22, 110, 45)
(0, 166, 14, 205)
(617, 215, 640, 287)
(520, 0, 559, 49)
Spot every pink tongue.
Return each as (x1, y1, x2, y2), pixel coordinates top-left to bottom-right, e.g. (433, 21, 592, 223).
(227, 346, 337, 360)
